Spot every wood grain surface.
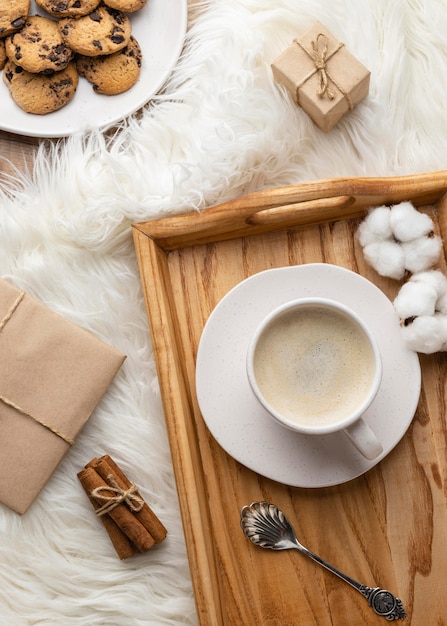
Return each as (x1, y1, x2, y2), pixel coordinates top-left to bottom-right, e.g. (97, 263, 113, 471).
(0, 131, 39, 178)
(133, 172, 447, 626)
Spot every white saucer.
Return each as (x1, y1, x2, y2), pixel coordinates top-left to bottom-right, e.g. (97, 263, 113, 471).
(195, 264, 421, 488)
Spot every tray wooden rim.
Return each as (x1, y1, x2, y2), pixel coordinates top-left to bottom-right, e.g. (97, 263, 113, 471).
(132, 170, 447, 626)
(133, 170, 447, 249)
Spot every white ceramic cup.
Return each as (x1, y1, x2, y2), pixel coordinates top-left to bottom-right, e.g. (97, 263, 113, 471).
(246, 298, 383, 460)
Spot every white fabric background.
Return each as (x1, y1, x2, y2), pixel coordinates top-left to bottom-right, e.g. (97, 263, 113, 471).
(1, 0, 446, 623)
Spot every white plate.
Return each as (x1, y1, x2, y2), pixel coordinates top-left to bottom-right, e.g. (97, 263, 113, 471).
(196, 264, 421, 488)
(0, 0, 187, 137)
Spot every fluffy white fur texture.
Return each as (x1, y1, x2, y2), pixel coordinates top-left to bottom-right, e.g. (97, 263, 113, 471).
(1, 0, 447, 623)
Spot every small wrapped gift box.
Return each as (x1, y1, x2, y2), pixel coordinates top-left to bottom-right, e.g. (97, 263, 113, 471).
(271, 21, 370, 132)
(0, 278, 126, 514)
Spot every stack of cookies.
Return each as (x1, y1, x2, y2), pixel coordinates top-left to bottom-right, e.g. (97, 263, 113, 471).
(0, 0, 145, 115)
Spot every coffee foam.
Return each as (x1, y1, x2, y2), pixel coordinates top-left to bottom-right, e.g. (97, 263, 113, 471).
(252, 306, 376, 427)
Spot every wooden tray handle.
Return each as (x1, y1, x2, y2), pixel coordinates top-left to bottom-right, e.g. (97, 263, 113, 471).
(134, 171, 447, 249)
(246, 195, 355, 226)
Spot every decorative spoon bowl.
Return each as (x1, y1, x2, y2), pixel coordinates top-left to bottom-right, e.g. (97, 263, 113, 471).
(240, 501, 406, 621)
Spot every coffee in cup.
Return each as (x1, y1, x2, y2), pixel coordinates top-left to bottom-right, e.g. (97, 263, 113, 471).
(246, 298, 383, 460)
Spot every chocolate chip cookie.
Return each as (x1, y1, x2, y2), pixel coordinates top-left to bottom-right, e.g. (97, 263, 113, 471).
(3, 59, 78, 114)
(5, 15, 73, 74)
(0, 0, 30, 38)
(76, 34, 141, 94)
(103, 0, 147, 12)
(59, 5, 131, 56)
(0, 39, 6, 70)
(35, 0, 101, 19)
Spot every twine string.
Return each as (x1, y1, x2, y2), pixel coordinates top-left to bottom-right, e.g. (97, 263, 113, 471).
(293, 33, 354, 110)
(0, 394, 75, 445)
(0, 291, 25, 331)
(91, 475, 144, 516)
(311, 33, 335, 99)
(0, 289, 74, 446)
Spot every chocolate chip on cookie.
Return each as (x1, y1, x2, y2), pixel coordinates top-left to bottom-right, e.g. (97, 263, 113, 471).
(0, 0, 30, 38)
(3, 59, 79, 114)
(35, 0, 101, 19)
(5, 15, 73, 74)
(59, 5, 131, 56)
(76, 34, 142, 94)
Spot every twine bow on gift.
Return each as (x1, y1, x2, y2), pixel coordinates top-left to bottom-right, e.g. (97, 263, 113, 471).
(91, 475, 144, 516)
(293, 32, 354, 110)
(310, 33, 335, 100)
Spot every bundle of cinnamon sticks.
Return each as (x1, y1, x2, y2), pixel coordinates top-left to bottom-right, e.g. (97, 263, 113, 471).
(78, 454, 167, 559)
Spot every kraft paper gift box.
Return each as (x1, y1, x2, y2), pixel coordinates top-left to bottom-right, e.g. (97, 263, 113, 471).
(0, 278, 126, 514)
(271, 21, 370, 132)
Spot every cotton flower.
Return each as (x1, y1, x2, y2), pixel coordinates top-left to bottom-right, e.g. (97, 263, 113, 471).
(363, 241, 405, 280)
(399, 314, 447, 354)
(411, 270, 447, 313)
(394, 270, 447, 353)
(401, 237, 443, 274)
(388, 201, 434, 242)
(394, 280, 437, 318)
(357, 202, 441, 279)
(357, 206, 392, 247)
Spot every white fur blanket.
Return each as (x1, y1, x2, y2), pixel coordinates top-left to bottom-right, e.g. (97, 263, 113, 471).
(1, 0, 447, 624)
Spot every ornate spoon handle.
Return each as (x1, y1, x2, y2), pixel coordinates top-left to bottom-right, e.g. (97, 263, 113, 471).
(298, 543, 406, 621)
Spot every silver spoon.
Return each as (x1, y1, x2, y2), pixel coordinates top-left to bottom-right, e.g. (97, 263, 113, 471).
(240, 501, 406, 621)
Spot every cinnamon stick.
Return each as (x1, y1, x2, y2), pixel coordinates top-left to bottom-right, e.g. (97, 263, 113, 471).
(78, 466, 155, 553)
(77, 467, 137, 559)
(87, 455, 167, 544)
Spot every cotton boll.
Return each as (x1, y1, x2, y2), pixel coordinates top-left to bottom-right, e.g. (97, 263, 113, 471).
(389, 201, 434, 242)
(401, 235, 442, 273)
(436, 291, 447, 315)
(409, 270, 447, 313)
(357, 206, 392, 247)
(396, 269, 447, 354)
(409, 269, 447, 294)
(363, 240, 406, 279)
(394, 281, 438, 318)
(401, 315, 447, 353)
(358, 202, 440, 279)
(357, 220, 376, 248)
(356, 221, 377, 247)
(438, 316, 447, 350)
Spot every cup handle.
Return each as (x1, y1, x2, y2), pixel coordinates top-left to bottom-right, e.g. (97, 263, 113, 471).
(343, 418, 383, 460)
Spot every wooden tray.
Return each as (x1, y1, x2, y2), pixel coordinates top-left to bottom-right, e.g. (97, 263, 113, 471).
(132, 171, 447, 626)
